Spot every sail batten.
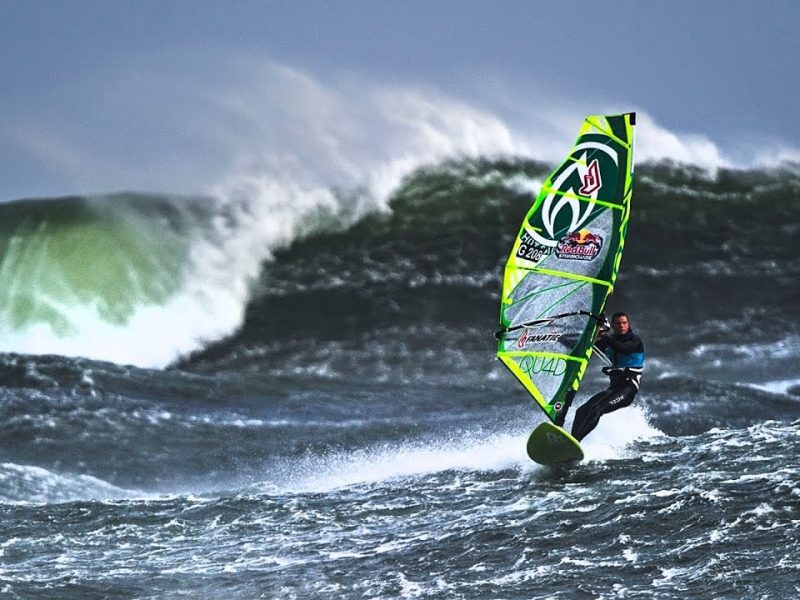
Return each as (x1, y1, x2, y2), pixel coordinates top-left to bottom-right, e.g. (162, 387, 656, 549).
(527, 268, 613, 288)
(540, 187, 627, 210)
(497, 113, 636, 424)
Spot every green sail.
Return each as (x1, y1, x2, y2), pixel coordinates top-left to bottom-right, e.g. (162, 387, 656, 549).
(497, 113, 636, 424)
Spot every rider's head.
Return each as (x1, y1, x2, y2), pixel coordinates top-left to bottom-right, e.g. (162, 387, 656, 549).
(611, 312, 630, 336)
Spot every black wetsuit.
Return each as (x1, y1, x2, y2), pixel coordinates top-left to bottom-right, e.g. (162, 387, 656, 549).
(571, 330, 645, 442)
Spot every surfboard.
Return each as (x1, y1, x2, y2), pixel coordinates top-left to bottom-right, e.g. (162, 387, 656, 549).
(495, 113, 636, 463)
(526, 421, 584, 465)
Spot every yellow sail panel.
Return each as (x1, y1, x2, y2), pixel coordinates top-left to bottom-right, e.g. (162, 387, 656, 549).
(498, 352, 587, 421)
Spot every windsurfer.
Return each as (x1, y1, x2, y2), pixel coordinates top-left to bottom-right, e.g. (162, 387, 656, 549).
(570, 312, 644, 441)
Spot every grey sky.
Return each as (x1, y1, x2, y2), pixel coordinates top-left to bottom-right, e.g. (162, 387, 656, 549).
(1, 0, 798, 200)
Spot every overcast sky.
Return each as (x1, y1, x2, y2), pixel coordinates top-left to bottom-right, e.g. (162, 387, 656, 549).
(2, 0, 798, 201)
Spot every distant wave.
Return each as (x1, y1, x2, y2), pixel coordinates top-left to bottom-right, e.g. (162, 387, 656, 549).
(0, 158, 797, 368)
(0, 193, 252, 366)
(4, 60, 798, 370)
(5, 58, 799, 369)
(181, 158, 800, 371)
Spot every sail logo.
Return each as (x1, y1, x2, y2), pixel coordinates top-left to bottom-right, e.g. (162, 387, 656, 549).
(517, 329, 562, 348)
(527, 142, 618, 248)
(521, 356, 567, 376)
(555, 229, 603, 261)
(579, 160, 602, 195)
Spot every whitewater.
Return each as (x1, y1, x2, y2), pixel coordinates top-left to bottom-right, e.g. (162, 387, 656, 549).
(2, 75, 800, 598)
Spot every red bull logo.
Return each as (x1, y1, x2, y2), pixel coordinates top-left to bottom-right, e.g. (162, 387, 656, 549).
(555, 229, 603, 261)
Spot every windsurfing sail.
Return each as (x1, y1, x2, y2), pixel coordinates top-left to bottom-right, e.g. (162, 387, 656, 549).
(496, 113, 636, 425)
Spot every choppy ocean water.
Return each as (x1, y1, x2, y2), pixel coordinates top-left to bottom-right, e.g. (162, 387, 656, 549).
(1, 159, 799, 598)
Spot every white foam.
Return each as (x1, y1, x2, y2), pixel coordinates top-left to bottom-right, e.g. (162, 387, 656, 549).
(751, 143, 800, 168)
(0, 289, 242, 368)
(0, 462, 139, 505)
(269, 402, 660, 493)
(634, 112, 732, 171)
(278, 431, 531, 493)
(691, 338, 800, 361)
(569, 404, 663, 462)
(746, 378, 800, 395)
